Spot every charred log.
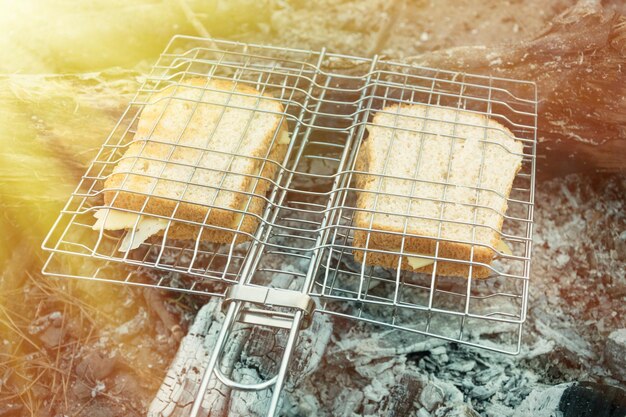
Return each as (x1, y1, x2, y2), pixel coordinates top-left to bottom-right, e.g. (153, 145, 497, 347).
(399, 0, 626, 176)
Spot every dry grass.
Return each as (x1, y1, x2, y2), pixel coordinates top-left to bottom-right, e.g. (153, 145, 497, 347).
(0, 72, 189, 415)
(0, 265, 184, 416)
(0, 271, 93, 414)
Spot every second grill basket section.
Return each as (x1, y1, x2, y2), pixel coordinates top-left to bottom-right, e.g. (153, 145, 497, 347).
(314, 64, 536, 353)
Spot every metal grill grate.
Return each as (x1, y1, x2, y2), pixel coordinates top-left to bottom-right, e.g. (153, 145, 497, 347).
(42, 35, 537, 416)
(312, 61, 536, 354)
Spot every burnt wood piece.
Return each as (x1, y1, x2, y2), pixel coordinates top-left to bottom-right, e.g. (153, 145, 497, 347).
(401, 0, 626, 176)
(330, 0, 625, 177)
(149, 287, 333, 417)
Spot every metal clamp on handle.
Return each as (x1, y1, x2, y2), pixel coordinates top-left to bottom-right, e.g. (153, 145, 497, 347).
(223, 284, 316, 329)
(190, 299, 308, 417)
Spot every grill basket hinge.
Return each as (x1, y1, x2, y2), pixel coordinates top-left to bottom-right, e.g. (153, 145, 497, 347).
(223, 284, 316, 329)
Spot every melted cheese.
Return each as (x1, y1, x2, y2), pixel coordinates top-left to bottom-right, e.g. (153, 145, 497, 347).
(233, 212, 243, 228)
(92, 209, 167, 252)
(92, 209, 140, 230)
(118, 217, 167, 252)
(403, 240, 512, 270)
(407, 255, 435, 270)
(92, 132, 288, 247)
(495, 239, 513, 255)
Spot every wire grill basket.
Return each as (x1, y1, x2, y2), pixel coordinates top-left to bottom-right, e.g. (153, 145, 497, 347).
(42, 35, 536, 416)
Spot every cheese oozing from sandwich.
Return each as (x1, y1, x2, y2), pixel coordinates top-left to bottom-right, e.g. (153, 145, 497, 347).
(92, 209, 167, 252)
(406, 255, 435, 269)
(403, 238, 512, 271)
(92, 128, 291, 251)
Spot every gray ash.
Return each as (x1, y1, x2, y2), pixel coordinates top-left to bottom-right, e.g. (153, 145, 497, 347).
(152, 172, 625, 416)
(282, 173, 625, 416)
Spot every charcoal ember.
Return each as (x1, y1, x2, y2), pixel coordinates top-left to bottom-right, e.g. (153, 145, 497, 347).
(380, 373, 463, 416)
(435, 404, 480, 417)
(288, 313, 333, 386)
(331, 388, 365, 416)
(229, 312, 333, 415)
(114, 307, 148, 340)
(605, 329, 626, 380)
(81, 401, 132, 417)
(515, 382, 626, 417)
(558, 382, 626, 417)
(417, 408, 433, 417)
(446, 360, 476, 373)
(228, 368, 273, 416)
(112, 372, 146, 401)
(483, 404, 515, 417)
(419, 383, 445, 411)
(469, 384, 498, 401)
(329, 328, 446, 366)
(381, 372, 425, 415)
(149, 256, 334, 417)
(148, 300, 233, 417)
(359, 357, 404, 404)
(513, 384, 569, 417)
(154, 171, 623, 415)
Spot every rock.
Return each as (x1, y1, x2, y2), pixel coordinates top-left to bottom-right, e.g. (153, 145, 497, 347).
(72, 379, 94, 401)
(28, 311, 63, 336)
(419, 384, 445, 412)
(28, 311, 66, 349)
(75, 350, 116, 381)
(605, 329, 626, 380)
(112, 372, 144, 399)
(38, 326, 64, 349)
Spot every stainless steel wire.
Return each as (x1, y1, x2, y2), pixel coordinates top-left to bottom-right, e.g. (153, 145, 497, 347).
(42, 34, 537, 417)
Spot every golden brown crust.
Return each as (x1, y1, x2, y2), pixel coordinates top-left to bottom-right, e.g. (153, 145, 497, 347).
(351, 104, 522, 279)
(103, 78, 288, 244)
(353, 164, 495, 279)
(156, 142, 287, 243)
(352, 229, 493, 279)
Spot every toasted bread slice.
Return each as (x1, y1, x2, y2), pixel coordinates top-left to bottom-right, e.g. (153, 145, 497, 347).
(353, 104, 523, 278)
(96, 78, 289, 249)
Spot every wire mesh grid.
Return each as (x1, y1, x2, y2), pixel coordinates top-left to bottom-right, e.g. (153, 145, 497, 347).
(42, 35, 536, 353)
(313, 62, 537, 353)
